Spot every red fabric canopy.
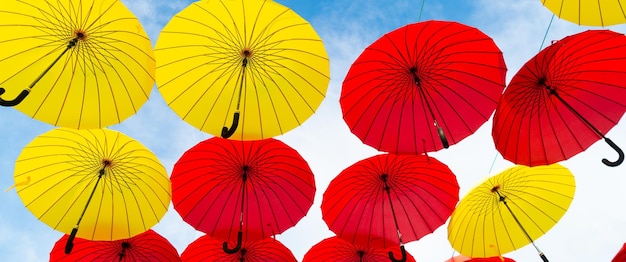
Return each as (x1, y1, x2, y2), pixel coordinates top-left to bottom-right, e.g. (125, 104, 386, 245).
(171, 137, 315, 245)
(181, 235, 296, 262)
(493, 30, 626, 167)
(341, 20, 506, 154)
(321, 153, 459, 248)
(49, 230, 180, 261)
(303, 236, 416, 262)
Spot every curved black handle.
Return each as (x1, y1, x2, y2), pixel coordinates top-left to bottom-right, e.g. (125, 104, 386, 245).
(221, 111, 240, 139)
(64, 227, 79, 254)
(388, 245, 407, 262)
(222, 231, 243, 254)
(539, 252, 549, 262)
(602, 138, 624, 167)
(437, 125, 449, 149)
(0, 88, 30, 107)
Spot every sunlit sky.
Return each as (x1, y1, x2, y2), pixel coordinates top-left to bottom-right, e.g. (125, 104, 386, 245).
(1, 0, 626, 261)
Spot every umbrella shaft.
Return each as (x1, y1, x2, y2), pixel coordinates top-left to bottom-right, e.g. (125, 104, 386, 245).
(496, 190, 545, 256)
(75, 170, 104, 228)
(548, 87, 604, 138)
(29, 38, 77, 91)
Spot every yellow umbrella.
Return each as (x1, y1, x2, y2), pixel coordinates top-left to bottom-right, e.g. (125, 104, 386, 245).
(12, 128, 171, 254)
(447, 164, 575, 261)
(540, 0, 626, 26)
(0, 0, 155, 129)
(155, 0, 330, 140)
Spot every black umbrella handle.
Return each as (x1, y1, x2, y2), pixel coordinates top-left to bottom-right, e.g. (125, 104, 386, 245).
(388, 245, 407, 262)
(437, 125, 449, 148)
(539, 252, 549, 262)
(221, 111, 240, 139)
(222, 231, 243, 254)
(602, 138, 624, 167)
(0, 88, 30, 107)
(64, 227, 79, 254)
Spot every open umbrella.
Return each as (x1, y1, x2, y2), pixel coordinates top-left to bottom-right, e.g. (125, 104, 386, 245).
(0, 0, 155, 129)
(302, 236, 417, 262)
(50, 229, 180, 261)
(492, 29, 626, 167)
(321, 153, 459, 261)
(155, 0, 330, 140)
(613, 243, 626, 262)
(448, 164, 575, 261)
(445, 256, 516, 262)
(12, 128, 171, 254)
(540, 0, 626, 26)
(181, 235, 296, 262)
(341, 20, 506, 154)
(171, 137, 315, 254)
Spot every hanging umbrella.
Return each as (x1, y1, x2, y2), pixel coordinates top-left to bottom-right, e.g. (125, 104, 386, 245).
(302, 236, 417, 262)
(49, 229, 180, 261)
(447, 164, 575, 261)
(171, 137, 315, 254)
(445, 256, 516, 262)
(613, 243, 626, 262)
(0, 0, 155, 129)
(540, 0, 626, 26)
(154, 0, 330, 140)
(321, 153, 459, 262)
(492, 29, 626, 167)
(12, 128, 171, 254)
(340, 20, 506, 154)
(181, 234, 296, 262)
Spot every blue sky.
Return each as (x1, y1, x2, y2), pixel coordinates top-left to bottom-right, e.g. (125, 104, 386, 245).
(1, 0, 626, 261)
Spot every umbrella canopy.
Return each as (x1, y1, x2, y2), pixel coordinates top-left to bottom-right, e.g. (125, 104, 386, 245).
(155, 0, 330, 140)
(448, 164, 575, 261)
(492, 29, 626, 167)
(445, 256, 516, 262)
(50, 229, 180, 261)
(321, 153, 459, 258)
(302, 236, 417, 262)
(171, 137, 315, 253)
(341, 20, 506, 154)
(0, 0, 155, 128)
(181, 235, 296, 262)
(540, 0, 626, 26)
(613, 243, 626, 262)
(13, 128, 171, 253)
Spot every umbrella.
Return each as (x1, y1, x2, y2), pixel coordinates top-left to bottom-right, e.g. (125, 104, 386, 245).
(154, 0, 330, 140)
(613, 243, 626, 262)
(0, 0, 155, 129)
(49, 229, 181, 261)
(492, 29, 626, 167)
(321, 153, 459, 261)
(302, 236, 417, 262)
(340, 20, 506, 154)
(171, 137, 315, 254)
(181, 235, 296, 262)
(12, 128, 171, 254)
(447, 164, 575, 261)
(540, 0, 626, 26)
(445, 256, 516, 262)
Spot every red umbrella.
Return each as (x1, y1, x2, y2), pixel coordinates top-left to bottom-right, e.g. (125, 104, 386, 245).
(302, 236, 417, 262)
(613, 243, 626, 262)
(492, 29, 626, 167)
(171, 137, 315, 254)
(321, 153, 459, 261)
(341, 20, 506, 154)
(181, 235, 296, 262)
(50, 229, 180, 261)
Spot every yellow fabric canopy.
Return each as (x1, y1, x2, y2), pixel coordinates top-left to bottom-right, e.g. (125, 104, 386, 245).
(0, 0, 155, 128)
(448, 164, 575, 259)
(13, 128, 171, 242)
(541, 0, 626, 26)
(155, 0, 330, 140)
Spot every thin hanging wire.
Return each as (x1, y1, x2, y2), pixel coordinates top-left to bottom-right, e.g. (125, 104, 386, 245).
(539, 14, 555, 51)
(417, 0, 426, 21)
